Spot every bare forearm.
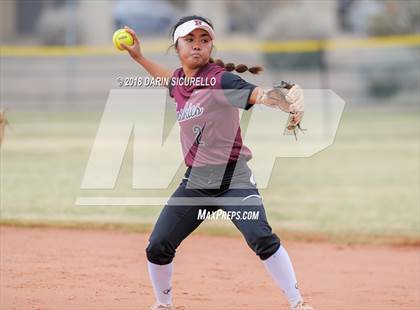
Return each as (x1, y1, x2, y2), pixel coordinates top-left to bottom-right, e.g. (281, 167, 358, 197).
(249, 87, 260, 105)
(135, 55, 173, 80)
(121, 26, 173, 85)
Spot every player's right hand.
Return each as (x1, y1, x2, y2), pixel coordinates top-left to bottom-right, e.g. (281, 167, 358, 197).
(120, 26, 143, 61)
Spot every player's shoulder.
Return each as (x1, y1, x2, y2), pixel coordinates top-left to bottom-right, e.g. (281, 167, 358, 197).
(220, 71, 242, 84)
(219, 71, 256, 91)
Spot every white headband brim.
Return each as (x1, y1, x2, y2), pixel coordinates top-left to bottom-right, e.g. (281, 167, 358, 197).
(173, 20, 215, 44)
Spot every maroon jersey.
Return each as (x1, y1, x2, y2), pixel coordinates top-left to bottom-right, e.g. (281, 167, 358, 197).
(169, 62, 257, 167)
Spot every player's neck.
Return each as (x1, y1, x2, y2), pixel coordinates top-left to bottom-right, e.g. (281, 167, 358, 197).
(182, 63, 208, 78)
(183, 66, 200, 78)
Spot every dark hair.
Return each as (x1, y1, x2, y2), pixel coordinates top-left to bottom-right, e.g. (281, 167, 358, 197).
(168, 15, 263, 75)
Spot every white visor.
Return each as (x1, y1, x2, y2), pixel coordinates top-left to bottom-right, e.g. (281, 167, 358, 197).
(173, 19, 215, 44)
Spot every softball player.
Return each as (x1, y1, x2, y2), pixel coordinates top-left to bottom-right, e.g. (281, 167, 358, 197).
(121, 15, 313, 310)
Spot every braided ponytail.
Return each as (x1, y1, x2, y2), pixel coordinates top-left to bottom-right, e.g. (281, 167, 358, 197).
(209, 57, 263, 75)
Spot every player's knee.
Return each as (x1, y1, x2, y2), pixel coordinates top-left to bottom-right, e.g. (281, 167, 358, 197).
(146, 236, 175, 265)
(247, 233, 281, 260)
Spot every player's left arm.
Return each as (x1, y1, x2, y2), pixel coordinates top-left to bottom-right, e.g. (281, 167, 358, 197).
(220, 72, 304, 127)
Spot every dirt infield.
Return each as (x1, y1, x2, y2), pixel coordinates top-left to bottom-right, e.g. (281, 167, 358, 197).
(0, 226, 418, 310)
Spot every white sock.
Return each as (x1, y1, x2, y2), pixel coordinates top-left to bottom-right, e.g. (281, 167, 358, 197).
(147, 261, 173, 305)
(263, 246, 303, 307)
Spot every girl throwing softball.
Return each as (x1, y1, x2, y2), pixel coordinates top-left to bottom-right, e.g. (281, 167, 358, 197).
(121, 15, 313, 310)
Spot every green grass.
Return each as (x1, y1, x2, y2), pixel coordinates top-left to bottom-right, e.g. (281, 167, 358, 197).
(0, 107, 419, 244)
